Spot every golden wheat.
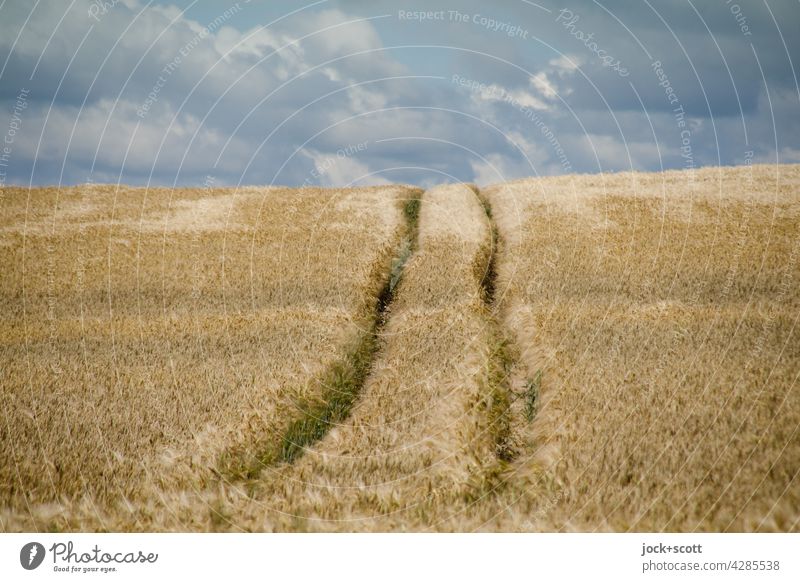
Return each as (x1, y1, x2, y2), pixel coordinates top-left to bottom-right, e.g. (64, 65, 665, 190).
(485, 164, 800, 531)
(2, 164, 797, 532)
(206, 183, 511, 531)
(0, 183, 414, 530)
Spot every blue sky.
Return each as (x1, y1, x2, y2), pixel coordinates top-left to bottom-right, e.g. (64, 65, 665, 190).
(1, 0, 799, 187)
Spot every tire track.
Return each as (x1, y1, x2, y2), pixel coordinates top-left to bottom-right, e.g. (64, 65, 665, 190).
(218, 183, 503, 530)
(469, 186, 550, 513)
(217, 184, 548, 531)
(277, 193, 422, 465)
(218, 189, 422, 480)
(472, 187, 517, 466)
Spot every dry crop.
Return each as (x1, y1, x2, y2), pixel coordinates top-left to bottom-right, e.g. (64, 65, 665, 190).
(0, 183, 417, 530)
(208, 183, 517, 531)
(2, 164, 798, 532)
(485, 164, 800, 531)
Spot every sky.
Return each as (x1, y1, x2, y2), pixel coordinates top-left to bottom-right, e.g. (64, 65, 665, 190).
(1, 0, 799, 188)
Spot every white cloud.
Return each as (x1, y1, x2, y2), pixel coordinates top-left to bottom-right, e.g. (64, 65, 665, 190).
(473, 83, 550, 112)
(530, 72, 557, 100)
(301, 148, 391, 186)
(549, 54, 582, 74)
(567, 133, 663, 172)
(1, 0, 797, 186)
(469, 153, 541, 187)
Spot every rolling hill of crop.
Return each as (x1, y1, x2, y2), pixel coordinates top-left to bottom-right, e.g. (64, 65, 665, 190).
(1, 164, 798, 531)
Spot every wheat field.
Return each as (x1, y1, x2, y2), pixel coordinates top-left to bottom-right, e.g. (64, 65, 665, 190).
(214, 183, 510, 531)
(0, 183, 417, 530)
(486, 164, 800, 531)
(1, 164, 798, 531)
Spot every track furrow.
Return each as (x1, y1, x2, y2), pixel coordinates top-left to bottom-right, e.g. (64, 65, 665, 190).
(221, 184, 505, 530)
(217, 190, 422, 481)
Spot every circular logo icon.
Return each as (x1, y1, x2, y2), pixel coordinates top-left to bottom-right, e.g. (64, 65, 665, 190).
(20, 542, 46, 570)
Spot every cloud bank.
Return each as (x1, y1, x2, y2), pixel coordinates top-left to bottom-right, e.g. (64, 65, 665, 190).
(1, 0, 798, 187)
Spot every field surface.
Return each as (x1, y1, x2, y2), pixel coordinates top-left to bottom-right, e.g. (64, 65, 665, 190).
(1, 165, 798, 531)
